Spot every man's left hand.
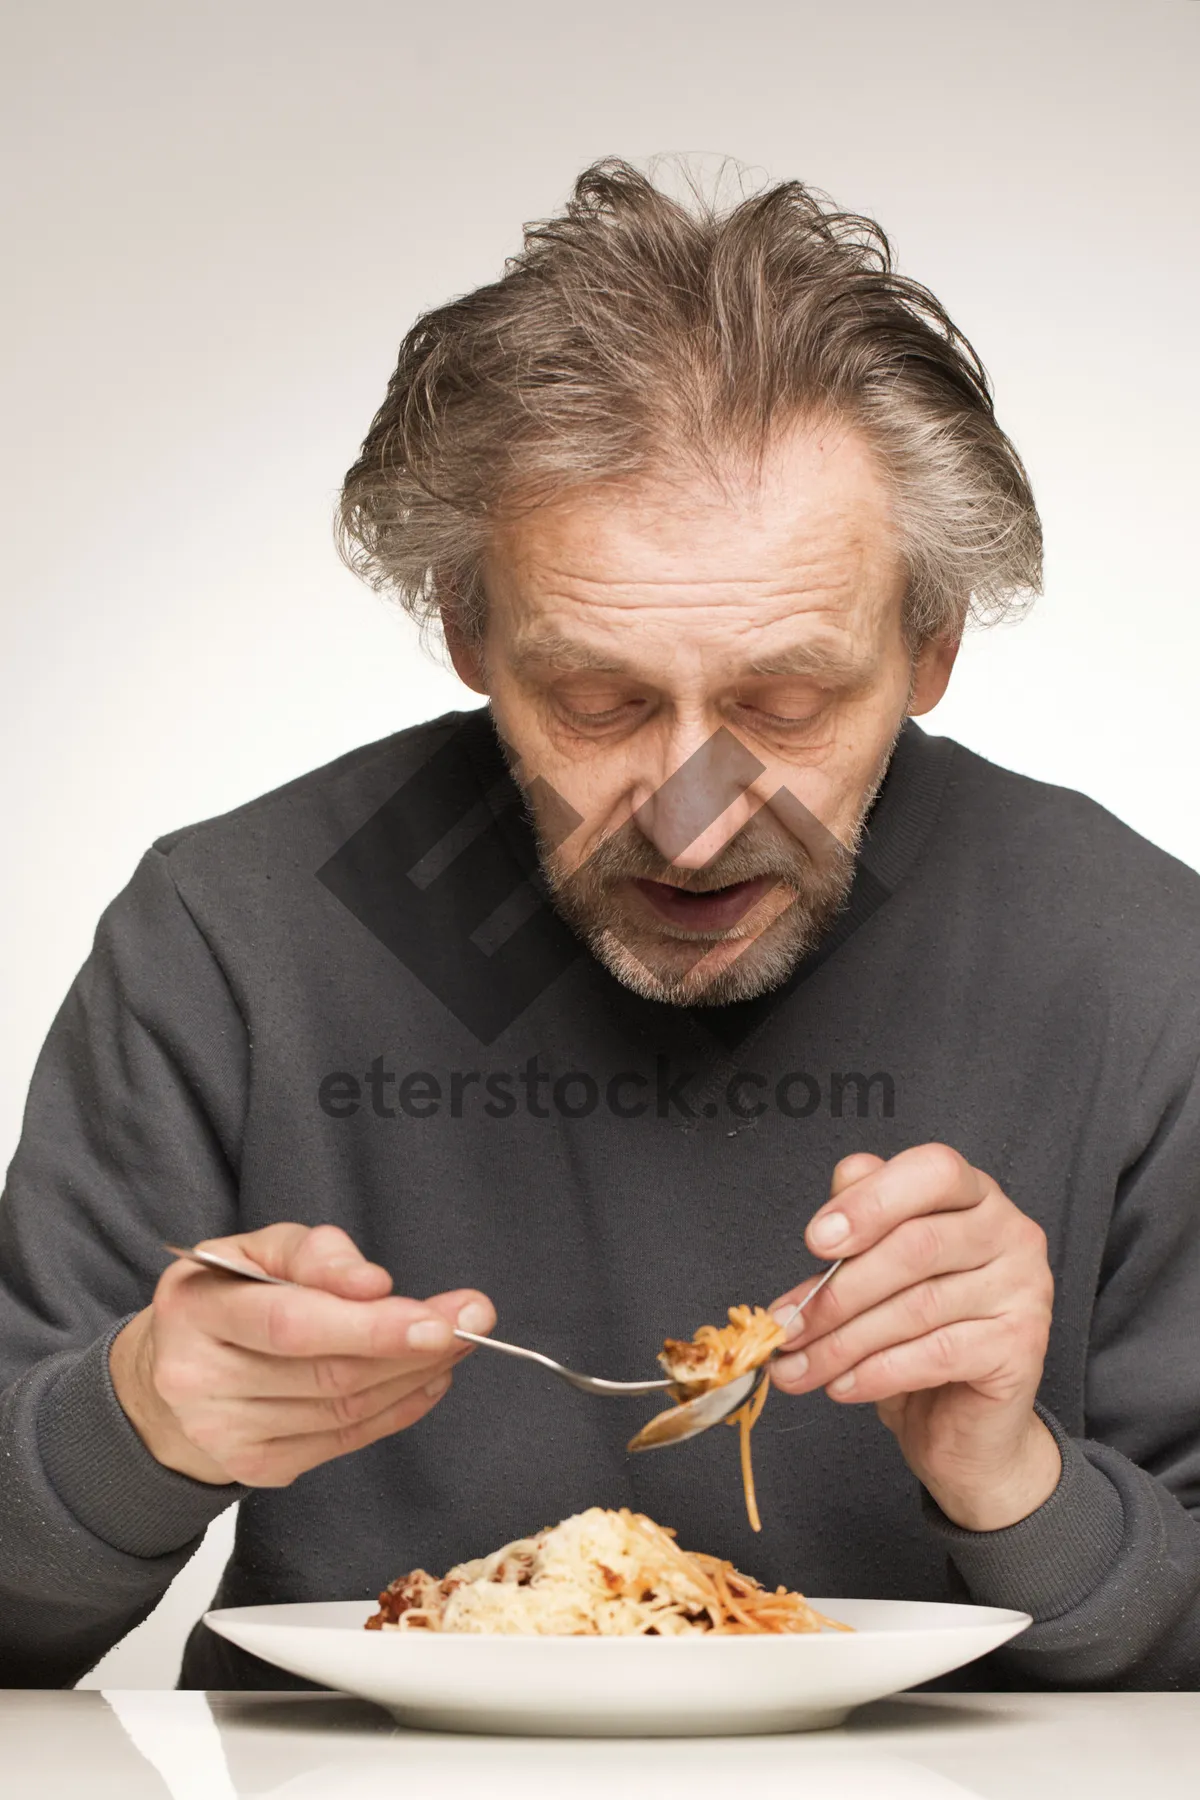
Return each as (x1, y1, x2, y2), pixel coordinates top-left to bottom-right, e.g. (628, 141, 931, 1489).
(769, 1145, 1060, 1531)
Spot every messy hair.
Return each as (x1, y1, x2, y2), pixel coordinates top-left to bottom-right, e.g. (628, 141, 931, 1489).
(337, 156, 1041, 648)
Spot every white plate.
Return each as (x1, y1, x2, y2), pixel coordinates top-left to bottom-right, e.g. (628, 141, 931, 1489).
(204, 1597, 1029, 1736)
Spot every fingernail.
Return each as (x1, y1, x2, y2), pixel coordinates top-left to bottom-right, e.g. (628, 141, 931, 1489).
(775, 1350, 809, 1383)
(407, 1318, 453, 1353)
(828, 1371, 856, 1395)
(423, 1371, 451, 1400)
(810, 1211, 850, 1250)
(457, 1301, 493, 1336)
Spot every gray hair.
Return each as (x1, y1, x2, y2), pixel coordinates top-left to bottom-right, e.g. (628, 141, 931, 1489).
(337, 157, 1042, 647)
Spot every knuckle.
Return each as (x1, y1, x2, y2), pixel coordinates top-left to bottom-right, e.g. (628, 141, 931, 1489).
(153, 1273, 188, 1317)
(361, 1314, 398, 1362)
(154, 1355, 205, 1405)
(899, 1215, 943, 1273)
(308, 1222, 350, 1248)
(185, 1416, 229, 1457)
(157, 1274, 213, 1333)
(917, 1142, 963, 1190)
(313, 1355, 358, 1398)
(855, 1184, 890, 1231)
(303, 1223, 356, 1264)
(812, 1283, 848, 1330)
(1018, 1215, 1049, 1258)
(907, 1279, 944, 1331)
(927, 1325, 959, 1371)
(264, 1291, 310, 1357)
(334, 1417, 371, 1455)
(225, 1449, 290, 1488)
(250, 1223, 301, 1251)
(328, 1386, 371, 1429)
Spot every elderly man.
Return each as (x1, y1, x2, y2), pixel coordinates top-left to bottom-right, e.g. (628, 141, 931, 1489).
(2, 159, 1198, 1692)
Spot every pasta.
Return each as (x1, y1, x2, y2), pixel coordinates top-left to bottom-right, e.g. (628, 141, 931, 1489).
(630, 1304, 787, 1531)
(364, 1506, 850, 1636)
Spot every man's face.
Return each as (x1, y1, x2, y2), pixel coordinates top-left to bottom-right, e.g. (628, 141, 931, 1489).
(448, 420, 956, 1005)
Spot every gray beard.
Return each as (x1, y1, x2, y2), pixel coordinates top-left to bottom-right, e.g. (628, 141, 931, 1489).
(513, 730, 901, 1007)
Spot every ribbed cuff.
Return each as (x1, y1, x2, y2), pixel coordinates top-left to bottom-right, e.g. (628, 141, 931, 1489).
(921, 1405, 1126, 1621)
(37, 1321, 244, 1560)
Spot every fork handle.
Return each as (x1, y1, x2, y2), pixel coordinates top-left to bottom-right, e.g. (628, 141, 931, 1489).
(773, 1257, 845, 1339)
(453, 1329, 671, 1395)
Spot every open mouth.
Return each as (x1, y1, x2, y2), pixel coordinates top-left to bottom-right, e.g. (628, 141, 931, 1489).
(631, 875, 778, 933)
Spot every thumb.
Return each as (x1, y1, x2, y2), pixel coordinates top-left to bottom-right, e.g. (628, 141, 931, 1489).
(258, 1222, 393, 1301)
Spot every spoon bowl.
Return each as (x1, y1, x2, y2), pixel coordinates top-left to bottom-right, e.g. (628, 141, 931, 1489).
(624, 1257, 845, 1454)
(625, 1371, 759, 1449)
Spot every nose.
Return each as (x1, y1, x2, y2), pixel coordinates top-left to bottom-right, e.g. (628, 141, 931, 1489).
(632, 726, 766, 870)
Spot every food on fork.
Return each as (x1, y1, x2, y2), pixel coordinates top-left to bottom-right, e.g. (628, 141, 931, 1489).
(629, 1304, 786, 1531)
(365, 1507, 850, 1636)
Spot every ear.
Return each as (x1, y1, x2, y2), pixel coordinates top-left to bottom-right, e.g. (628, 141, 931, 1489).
(908, 631, 961, 715)
(441, 603, 490, 696)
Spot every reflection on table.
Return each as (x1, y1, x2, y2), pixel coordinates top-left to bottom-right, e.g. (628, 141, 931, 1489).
(6, 1687, 1200, 1800)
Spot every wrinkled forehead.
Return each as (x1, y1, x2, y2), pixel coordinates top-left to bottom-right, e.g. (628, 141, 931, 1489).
(479, 420, 908, 668)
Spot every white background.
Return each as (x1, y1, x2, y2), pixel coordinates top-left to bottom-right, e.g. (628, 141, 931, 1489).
(1, 0, 1196, 1687)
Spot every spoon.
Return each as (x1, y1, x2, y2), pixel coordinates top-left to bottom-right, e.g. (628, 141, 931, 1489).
(625, 1258, 845, 1451)
(162, 1245, 672, 1397)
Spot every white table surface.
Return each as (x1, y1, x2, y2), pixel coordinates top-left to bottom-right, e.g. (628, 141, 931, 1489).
(2, 1688, 1193, 1799)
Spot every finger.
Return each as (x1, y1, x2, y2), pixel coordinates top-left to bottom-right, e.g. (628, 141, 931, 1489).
(160, 1341, 424, 1402)
(195, 1223, 394, 1302)
(180, 1223, 389, 1304)
(830, 1153, 885, 1197)
(159, 1287, 496, 1402)
(194, 1222, 310, 1273)
(191, 1360, 459, 1446)
(284, 1225, 395, 1301)
(762, 1158, 889, 1324)
(816, 1317, 1039, 1406)
(766, 1270, 842, 1346)
(771, 1264, 1013, 1395)
(154, 1225, 313, 1308)
(176, 1249, 499, 1360)
(422, 1289, 497, 1338)
(220, 1374, 454, 1487)
(805, 1143, 993, 1260)
(240, 1290, 492, 1394)
(773, 1203, 1005, 1351)
(182, 1278, 457, 1362)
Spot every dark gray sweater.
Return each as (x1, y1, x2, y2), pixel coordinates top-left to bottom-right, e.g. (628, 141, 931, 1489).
(3, 709, 1200, 1691)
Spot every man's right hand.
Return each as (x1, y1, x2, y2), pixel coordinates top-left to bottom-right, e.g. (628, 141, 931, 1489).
(108, 1223, 495, 1487)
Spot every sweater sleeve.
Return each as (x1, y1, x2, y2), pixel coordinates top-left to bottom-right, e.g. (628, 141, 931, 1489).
(0, 847, 250, 1686)
(922, 1038, 1200, 1688)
